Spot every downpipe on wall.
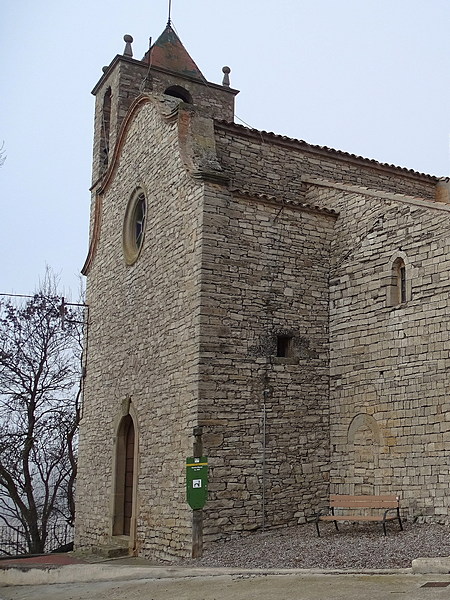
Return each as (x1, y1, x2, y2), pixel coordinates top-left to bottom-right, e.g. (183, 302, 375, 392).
(262, 388, 269, 531)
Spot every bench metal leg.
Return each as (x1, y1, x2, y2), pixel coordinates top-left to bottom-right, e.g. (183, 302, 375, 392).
(334, 520, 339, 532)
(315, 520, 321, 537)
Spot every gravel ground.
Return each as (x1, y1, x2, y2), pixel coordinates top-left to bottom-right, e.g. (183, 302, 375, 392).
(176, 522, 450, 570)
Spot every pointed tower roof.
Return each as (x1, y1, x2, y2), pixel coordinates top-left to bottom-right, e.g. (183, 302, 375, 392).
(143, 24, 205, 81)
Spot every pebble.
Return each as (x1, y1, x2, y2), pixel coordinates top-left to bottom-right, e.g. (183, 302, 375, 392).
(175, 522, 450, 569)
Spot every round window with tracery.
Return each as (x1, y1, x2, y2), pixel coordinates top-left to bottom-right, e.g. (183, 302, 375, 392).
(123, 189, 147, 265)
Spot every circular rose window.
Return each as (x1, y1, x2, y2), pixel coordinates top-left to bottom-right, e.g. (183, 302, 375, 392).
(123, 189, 147, 265)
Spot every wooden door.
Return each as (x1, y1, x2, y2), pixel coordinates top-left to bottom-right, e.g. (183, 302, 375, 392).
(123, 418, 135, 535)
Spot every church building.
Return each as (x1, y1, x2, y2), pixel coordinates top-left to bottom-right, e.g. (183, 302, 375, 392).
(75, 22, 450, 560)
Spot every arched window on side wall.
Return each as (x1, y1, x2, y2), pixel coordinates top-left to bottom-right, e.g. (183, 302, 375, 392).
(389, 256, 408, 306)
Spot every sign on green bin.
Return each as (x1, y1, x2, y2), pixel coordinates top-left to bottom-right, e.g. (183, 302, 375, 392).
(186, 456, 208, 510)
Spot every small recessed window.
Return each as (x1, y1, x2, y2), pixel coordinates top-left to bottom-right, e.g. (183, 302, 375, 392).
(277, 335, 293, 358)
(123, 189, 147, 265)
(399, 265, 406, 304)
(389, 257, 408, 306)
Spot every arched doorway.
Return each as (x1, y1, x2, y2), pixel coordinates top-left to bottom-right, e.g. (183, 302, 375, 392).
(113, 414, 136, 536)
(347, 413, 382, 496)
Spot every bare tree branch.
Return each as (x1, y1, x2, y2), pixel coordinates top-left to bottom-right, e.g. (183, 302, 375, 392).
(0, 141, 6, 168)
(0, 273, 85, 554)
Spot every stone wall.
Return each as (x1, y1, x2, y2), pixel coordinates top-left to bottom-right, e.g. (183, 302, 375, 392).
(79, 55, 449, 561)
(76, 97, 204, 560)
(150, 66, 236, 123)
(215, 122, 436, 202)
(90, 57, 236, 188)
(198, 186, 335, 539)
(210, 123, 448, 524)
(91, 59, 148, 185)
(306, 181, 450, 520)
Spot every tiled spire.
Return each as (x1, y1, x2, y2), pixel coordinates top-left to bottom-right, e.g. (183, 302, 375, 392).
(143, 24, 204, 81)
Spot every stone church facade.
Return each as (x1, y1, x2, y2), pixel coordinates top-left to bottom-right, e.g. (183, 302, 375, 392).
(75, 24, 450, 560)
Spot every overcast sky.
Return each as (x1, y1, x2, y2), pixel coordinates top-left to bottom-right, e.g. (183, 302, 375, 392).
(1, 0, 449, 296)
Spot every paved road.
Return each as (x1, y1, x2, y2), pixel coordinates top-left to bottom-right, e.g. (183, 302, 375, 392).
(2, 572, 450, 600)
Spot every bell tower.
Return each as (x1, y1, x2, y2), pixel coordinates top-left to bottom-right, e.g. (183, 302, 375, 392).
(77, 23, 239, 560)
(89, 25, 238, 189)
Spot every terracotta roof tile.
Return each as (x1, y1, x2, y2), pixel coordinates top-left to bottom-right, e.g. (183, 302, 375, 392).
(217, 121, 438, 181)
(230, 188, 338, 216)
(143, 25, 204, 81)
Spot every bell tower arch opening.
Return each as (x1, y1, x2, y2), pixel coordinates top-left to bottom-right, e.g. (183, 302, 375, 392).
(164, 85, 192, 103)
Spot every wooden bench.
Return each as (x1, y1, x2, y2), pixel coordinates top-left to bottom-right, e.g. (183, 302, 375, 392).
(315, 494, 403, 537)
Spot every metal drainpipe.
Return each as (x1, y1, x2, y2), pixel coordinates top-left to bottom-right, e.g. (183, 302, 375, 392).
(262, 389, 269, 531)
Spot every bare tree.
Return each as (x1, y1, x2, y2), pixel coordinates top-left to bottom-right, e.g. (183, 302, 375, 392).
(0, 275, 85, 555)
(0, 141, 6, 168)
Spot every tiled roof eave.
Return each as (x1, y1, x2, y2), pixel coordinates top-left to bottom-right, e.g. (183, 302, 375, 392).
(215, 121, 438, 182)
(230, 188, 338, 217)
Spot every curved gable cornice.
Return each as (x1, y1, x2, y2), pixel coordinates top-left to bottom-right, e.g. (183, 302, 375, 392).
(82, 95, 177, 275)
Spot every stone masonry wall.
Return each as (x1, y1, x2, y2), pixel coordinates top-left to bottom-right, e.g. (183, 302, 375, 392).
(79, 64, 448, 560)
(210, 121, 447, 524)
(91, 60, 235, 188)
(215, 123, 436, 202)
(197, 185, 335, 540)
(150, 67, 236, 122)
(91, 60, 148, 185)
(306, 182, 450, 521)
(88, 60, 235, 242)
(76, 97, 204, 560)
